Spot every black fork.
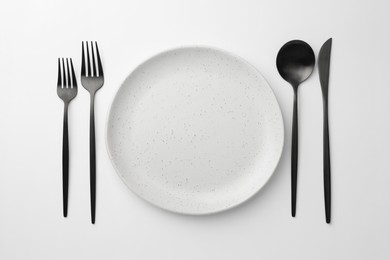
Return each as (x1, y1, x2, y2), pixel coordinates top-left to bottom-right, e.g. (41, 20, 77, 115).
(81, 42, 104, 224)
(57, 58, 78, 217)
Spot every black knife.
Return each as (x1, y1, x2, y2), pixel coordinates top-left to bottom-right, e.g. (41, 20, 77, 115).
(318, 38, 332, 224)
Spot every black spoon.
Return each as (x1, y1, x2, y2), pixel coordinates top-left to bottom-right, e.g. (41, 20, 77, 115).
(276, 40, 315, 217)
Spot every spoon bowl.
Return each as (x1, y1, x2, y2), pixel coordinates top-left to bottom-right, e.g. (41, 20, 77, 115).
(277, 40, 315, 88)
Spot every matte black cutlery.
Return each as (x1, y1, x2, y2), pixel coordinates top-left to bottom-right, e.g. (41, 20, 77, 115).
(54, 40, 330, 224)
(318, 38, 332, 224)
(81, 41, 104, 224)
(57, 58, 78, 217)
(276, 40, 315, 217)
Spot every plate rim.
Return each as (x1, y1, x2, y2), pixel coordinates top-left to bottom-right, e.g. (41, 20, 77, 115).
(105, 45, 285, 215)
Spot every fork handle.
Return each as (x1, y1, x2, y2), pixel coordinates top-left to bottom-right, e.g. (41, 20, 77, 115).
(62, 102, 69, 218)
(89, 94, 96, 224)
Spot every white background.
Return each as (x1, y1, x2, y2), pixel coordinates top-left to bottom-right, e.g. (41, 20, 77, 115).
(0, 0, 389, 259)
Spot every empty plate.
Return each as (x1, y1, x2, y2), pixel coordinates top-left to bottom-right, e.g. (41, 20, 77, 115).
(106, 46, 284, 214)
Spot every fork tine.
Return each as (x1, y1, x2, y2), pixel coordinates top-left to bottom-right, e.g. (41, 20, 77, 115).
(62, 58, 67, 88)
(91, 41, 97, 77)
(86, 42, 91, 77)
(81, 42, 86, 77)
(70, 58, 77, 88)
(57, 58, 62, 88)
(95, 42, 103, 77)
(66, 58, 71, 88)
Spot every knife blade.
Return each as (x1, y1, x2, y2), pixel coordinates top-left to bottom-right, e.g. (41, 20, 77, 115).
(318, 38, 332, 224)
(319, 39, 332, 95)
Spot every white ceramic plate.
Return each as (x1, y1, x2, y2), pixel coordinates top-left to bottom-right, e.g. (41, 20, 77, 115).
(107, 47, 284, 215)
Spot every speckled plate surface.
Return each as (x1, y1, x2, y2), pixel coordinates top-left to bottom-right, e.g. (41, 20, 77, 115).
(107, 46, 284, 215)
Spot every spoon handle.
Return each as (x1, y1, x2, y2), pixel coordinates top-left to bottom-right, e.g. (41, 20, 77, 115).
(291, 89, 298, 217)
(323, 100, 331, 223)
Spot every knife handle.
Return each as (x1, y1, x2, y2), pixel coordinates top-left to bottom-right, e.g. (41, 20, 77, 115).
(323, 100, 331, 223)
(291, 89, 298, 217)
